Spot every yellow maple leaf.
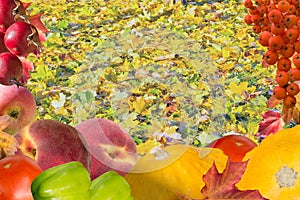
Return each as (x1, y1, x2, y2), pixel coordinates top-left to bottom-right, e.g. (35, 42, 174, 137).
(137, 139, 161, 155)
(132, 96, 147, 114)
(228, 82, 256, 95)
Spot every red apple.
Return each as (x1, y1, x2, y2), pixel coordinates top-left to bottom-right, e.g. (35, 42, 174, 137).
(0, 32, 8, 53)
(0, 84, 36, 134)
(75, 118, 137, 180)
(0, 0, 26, 33)
(4, 22, 41, 57)
(0, 52, 23, 85)
(14, 119, 91, 171)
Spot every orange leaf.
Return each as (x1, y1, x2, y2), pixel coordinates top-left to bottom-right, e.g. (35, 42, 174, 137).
(266, 95, 281, 108)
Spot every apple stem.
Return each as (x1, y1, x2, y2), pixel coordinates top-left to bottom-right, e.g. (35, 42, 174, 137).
(10, 79, 24, 87)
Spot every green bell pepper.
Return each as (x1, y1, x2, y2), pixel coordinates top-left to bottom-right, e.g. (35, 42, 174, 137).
(31, 161, 91, 200)
(90, 171, 133, 200)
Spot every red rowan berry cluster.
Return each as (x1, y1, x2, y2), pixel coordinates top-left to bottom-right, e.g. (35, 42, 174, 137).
(244, 0, 300, 108)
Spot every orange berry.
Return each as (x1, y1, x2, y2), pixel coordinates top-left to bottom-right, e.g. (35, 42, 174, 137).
(288, 5, 297, 15)
(267, 3, 277, 11)
(283, 95, 297, 108)
(258, 5, 268, 16)
(249, 6, 259, 15)
(277, 57, 292, 71)
(258, 31, 272, 46)
(272, 0, 281, 3)
(273, 85, 287, 99)
(252, 24, 262, 33)
(276, 70, 290, 86)
(290, 0, 300, 8)
(251, 14, 261, 24)
(278, 0, 290, 13)
(281, 33, 290, 43)
(244, 15, 252, 25)
(281, 43, 295, 58)
(283, 14, 298, 28)
(293, 40, 300, 52)
(285, 28, 299, 43)
(268, 35, 284, 50)
(286, 82, 300, 95)
(264, 50, 279, 65)
(254, 0, 264, 6)
(261, 17, 269, 25)
(271, 23, 285, 35)
(290, 68, 300, 81)
(268, 9, 283, 23)
(244, 0, 254, 8)
(244, 15, 253, 25)
(261, 25, 271, 32)
(293, 53, 300, 68)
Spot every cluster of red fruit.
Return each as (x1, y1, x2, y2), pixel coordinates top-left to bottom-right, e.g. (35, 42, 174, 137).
(243, 0, 300, 108)
(0, 0, 44, 86)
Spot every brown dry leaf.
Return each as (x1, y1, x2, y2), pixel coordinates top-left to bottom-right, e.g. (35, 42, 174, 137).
(0, 131, 18, 159)
(293, 92, 300, 124)
(281, 106, 293, 125)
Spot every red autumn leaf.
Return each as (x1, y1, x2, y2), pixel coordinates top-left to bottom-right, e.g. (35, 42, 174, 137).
(200, 159, 267, 200)
(256, 110, 283, 138)
(18, 57, 34, 84)
(21, 2, 32, 10)
(29, 13, 50, 34)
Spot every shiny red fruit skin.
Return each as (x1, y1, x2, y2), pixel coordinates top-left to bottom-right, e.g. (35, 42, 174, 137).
(0, 32, 9, 53)
(0, 52, 23, 85)
(4, 22, 40, 57)
(207, 134, 257, 162)
(0, 0, 26, 33)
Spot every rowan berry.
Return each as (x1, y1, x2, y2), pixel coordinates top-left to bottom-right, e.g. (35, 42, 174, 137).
(276, 70, 290, 86)
(283, 95, 297, 108)
(273, 85, 287, 99)
(264, 50, 279, 65)
(268, 9, 283, 23)
(286, 82, 300, 95)
(268, 35, 284, 50)
(258, 31, 272, 46)
(277, 57, 292, 71)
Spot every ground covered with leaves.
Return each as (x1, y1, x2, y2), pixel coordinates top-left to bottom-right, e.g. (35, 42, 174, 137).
(24, 0, 278, 146)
